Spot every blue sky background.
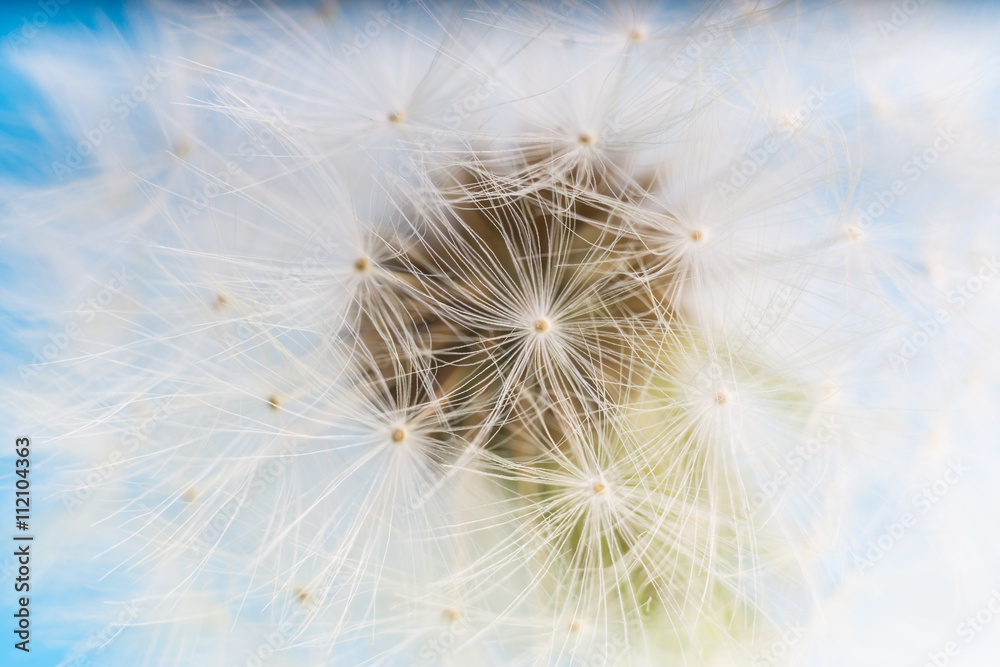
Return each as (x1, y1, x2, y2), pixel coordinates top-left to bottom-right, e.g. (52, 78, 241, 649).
(2, 4, 129, 666)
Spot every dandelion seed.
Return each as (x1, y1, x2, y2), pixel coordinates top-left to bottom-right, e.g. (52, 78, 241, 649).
(6, 2, 999, 665)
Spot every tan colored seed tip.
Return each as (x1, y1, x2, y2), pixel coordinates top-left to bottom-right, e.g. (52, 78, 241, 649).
(387, 110, 406, 124)
(533, 318, 551, 334)
(391, 427, 407, 443)
(628, 27, 647, 43)
(215, 294, 228, 308)
(174, 139, 195, 158)
(689, 228, 706, 243)
(820, 379, 838, 399)
(442, 607, 460, 623)
(844, 223, 865, 242)
(354, 256, 371, 273)
(592, 480, 607, 495)
(267, 395, 280, 410)
(183, 488, 197, 502)
(577, 131, 597, 146)
(569, 619, 582, 634)
(715, 389, 728, 405)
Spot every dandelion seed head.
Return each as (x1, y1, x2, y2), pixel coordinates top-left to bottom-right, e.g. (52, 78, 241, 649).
(8, 1, 999, 665)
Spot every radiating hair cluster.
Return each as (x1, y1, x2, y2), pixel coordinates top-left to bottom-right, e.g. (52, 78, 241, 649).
(4, 1, 1000, 666)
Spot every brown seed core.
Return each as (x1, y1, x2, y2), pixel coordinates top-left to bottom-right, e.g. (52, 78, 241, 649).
(533, 318, 551, 334)
(392, 427, 407, 443)
(354, 256, 371, 273)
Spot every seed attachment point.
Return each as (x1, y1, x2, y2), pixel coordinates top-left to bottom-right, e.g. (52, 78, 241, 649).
(533, 317, 553, 335)
(844, 223, 865, 242)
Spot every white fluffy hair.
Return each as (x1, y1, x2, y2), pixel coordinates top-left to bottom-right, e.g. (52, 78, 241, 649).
(3, 1, 1000, 665)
